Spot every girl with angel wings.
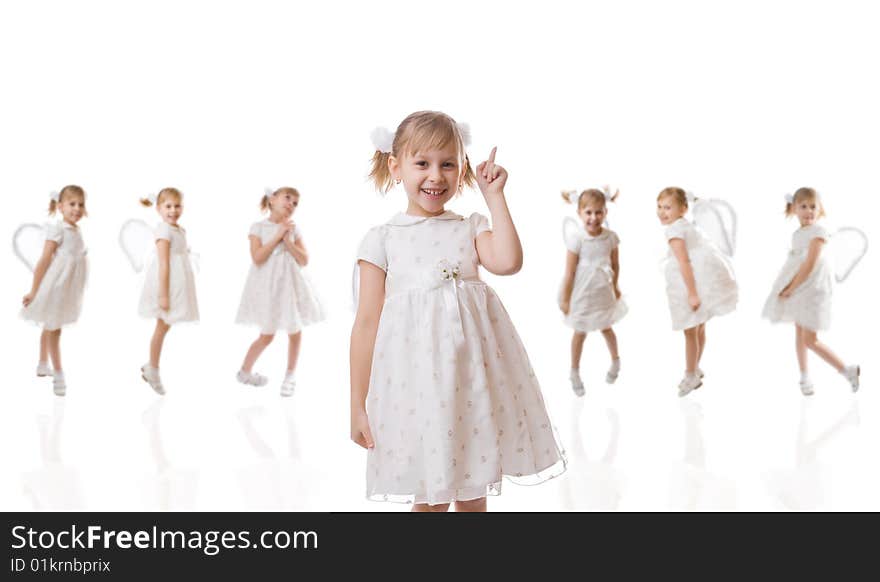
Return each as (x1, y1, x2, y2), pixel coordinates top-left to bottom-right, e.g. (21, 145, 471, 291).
(558, 187, 627, 396)
(119, 188, 199, 395)
(762, 187, 866, 395)
(16, 186, 89, 396)
(657, 187, 739, 397)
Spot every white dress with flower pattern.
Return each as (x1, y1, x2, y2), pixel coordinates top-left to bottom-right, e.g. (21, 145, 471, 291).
(664, 218, 738, 330)
(20, 221, 88, 331)
(236, 220, 326, 334)
(356, 211, 565, 505)
(564, 228, 628, 332)
(762, 224, 833, 332)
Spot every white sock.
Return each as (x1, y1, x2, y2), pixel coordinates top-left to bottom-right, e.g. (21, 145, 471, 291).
(54, 371, 65, 379)
(609, 359, 621, 373)
(284, 370, 296, 381)
(800, 371, 811, 383)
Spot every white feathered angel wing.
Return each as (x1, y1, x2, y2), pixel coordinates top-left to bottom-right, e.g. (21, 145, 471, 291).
(562, 217, 586, 251)
(12, 223, 46, 272)
(830, 227, 868, 283)
(692, 198, 737, 256)
(118, 219, 155, 272)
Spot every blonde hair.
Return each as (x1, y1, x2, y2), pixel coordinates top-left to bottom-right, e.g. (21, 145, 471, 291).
(48, 184, 87, 216)
(561, 188, 619, 210)
(369, 111, 477, 193)
(785, 187, 826, 218)
(261, 187, 300, 213)
(141, 187, 183, 207)
(657, 186, 690, 209)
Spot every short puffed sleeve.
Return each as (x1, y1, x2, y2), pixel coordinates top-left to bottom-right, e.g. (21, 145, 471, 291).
(357, 226, 387, 272)
(665, 219, 689, 241)
(808, 224, 830, 242)
(292, 224, 303, 240)
(45, 223, 63, 243)
(155, 222, 173, 241)
(564, 231, 582, 254)
(470, 213, 491, 237)
(248, 221, 263, 238)
(608, 230, 620, 249)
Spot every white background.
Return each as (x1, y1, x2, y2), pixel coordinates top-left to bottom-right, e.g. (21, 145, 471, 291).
(1, 0, 877, 511)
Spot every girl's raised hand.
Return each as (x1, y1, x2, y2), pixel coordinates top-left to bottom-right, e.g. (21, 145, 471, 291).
(475, 147, 508, 198)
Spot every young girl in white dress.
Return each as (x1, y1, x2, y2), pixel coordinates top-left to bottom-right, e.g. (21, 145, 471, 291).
(762, 187, 860, 395)
(657, 187, 738, 397)
(559, 188, 627, 396)
(20, 186, 89, 396)
(350, 111, 565, 512)
(235, 187, 326, 396)
(138, 188, 199, 395)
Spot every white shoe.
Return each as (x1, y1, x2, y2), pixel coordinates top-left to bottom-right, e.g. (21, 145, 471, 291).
(52, 373, 66, 396)
(570, 370, 585, 397)
(36, 362, 53, 377)
(280, 375, 296, 397)
(799, 379, 815, 396)
(843, 365, 860, 392)
(678, 374, 702, 397)
(237, 370, 268, 387)
(696, 367, 705, 379)
(606, 359, 621, 384)
(141, 364, 165, 395)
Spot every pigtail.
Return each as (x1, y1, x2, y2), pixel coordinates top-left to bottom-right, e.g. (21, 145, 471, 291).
(369, 150, 395, 193)
(260, 195, 270, 212)
(561, 190, 577, 204)
(461, 155, 476, 189)
(140, 197, 154, 207)
(48, 199, 58, 216)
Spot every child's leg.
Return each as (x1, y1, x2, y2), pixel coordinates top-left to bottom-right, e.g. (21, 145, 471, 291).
(39, 329, 50, 363)
(241, 334, 275, 373)
(683, 327, 699, 374)
(286, 332, 302, 374)
(455, 497, 487, 512)
(696, 323, 706, 365)
(47, 329, 62, 372)
(412, 502, 451, 512)
(571, 332, 586, 370)
(149, 319, 171, 368)
(795, 325, 808, 373)
(802, 329, 845, 372)
(600, 328, 619, 360)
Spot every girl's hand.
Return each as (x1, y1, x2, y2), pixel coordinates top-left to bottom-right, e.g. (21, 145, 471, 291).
(275, 220, 294, 241)
(158, 295, 170, 311)
(559, 299, 570, 315)
(351, 409, 374, 450)
(614, 286, 622, 300)
(475, 147, 508, 198)
(779, 286, 793, 298)
(22, 292, 35, 307)
(688, 293, 701, 311)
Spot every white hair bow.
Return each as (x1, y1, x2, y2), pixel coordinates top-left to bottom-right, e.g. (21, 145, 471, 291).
(685, 190, 698, 206)
(264, 187, 275, 198)
(457, 122, 472, 147)
(145, 193, 157, 205)
(784, 192, 794, 204)
(370, 127, 395, 154)
(49, 191, 60, 202)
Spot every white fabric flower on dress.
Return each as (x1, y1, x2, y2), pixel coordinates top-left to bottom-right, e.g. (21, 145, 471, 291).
(438, 259, 461, 281)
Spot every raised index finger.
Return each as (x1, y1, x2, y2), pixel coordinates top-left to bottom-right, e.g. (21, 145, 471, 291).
(487, 146, 497, 165)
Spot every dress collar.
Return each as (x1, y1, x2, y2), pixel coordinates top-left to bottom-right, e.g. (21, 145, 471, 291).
(386, 210, 464, 226)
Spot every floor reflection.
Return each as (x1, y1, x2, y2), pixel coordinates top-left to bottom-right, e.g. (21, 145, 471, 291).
(22, 399, 85, 510)
(139, 399, 199, 510)
(560, 398, 624, 511)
